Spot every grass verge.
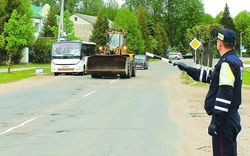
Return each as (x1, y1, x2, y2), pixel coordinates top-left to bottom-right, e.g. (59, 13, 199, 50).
(0, 67, 51, 84)
(181, 68, 250, 87)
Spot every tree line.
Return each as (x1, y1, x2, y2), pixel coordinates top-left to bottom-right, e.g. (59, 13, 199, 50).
(1, 0, 250, 66)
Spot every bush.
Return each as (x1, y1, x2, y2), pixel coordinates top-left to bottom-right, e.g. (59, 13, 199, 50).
(30, 37, 56, 63)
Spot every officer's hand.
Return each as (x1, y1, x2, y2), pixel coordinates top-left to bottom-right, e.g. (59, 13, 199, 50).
(208, 124, 217, 136)
(173, 62, 189, 71)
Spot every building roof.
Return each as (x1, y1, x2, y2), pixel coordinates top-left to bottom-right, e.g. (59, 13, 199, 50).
(31, 4, 50, 18)
(74, 13, 97, 24)
(72, 13, 113, 27)
(32, 5, 43, 18)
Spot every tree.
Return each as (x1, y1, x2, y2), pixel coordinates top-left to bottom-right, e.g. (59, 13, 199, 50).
(75, 0, 104, 16)
(4, 9, 35, 71)
(135, 6, 151, 52)
(89, 12, 109, 48)
(0, 0, 34, 64)
(155, 22, 169, 56)
(167, 0, 205, 46)
(101, 0, 119, 21)
(234, 11, 250, 54)
(42, 6, 58, 37)
(64, 10, 77, 40)
(201, 14, 215, 24)
(220, 3, 235, 31)
(113, 8, 144, 54)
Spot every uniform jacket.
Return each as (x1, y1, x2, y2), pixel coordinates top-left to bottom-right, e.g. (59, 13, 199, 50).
(186, 50, 243, 125)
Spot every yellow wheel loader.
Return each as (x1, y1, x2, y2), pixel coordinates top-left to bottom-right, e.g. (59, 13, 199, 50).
(86, 29, 136, 78)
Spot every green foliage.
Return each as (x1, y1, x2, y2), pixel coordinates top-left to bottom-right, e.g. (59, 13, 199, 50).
(101, 0, 119, 21)
(234, 11, 250, 54)
(113, 8, 144, 54)
(64, 10, 77, 40)
(166, 0, 205, 46)
(154, 22, 169, 56)
(0, 0, 34, 64)
(30, 37, 55, 63)
(0, 34, 5, 49)
(0, 67, 51, 84)
(76, 0, 104, 15)
(220, 3, 235, 31)
(89, 12, 109, 47)
(201, 14, 216, 24)
(135, 6, 151, 52)
(243, 68, 250, 86)
(4, 10, 35, 60)
(42, 6, 58, 37)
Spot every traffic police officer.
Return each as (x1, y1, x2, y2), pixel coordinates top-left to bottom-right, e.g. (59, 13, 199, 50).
(174, 28, 243, 156)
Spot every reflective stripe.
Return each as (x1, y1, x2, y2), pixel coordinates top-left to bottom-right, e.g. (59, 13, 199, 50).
(199, 69, 204, 82)
(219, 62, 235, 86)
(206, 69, 211, 82)
(216, 98, 231, 105)
(214, 106, 228, 112)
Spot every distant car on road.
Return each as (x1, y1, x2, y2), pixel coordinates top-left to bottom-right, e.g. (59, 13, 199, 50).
(135, 55, 149, 70)
(182, 52, 194, 59)
(168, 52, 182, 60)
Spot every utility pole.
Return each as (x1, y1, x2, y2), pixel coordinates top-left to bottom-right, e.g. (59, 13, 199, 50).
(57, 0, 64, 41)
(240, 32, 243, 58)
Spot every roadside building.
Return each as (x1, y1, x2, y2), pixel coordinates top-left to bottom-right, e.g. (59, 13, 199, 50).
(31, 4, 50, 38)
(70, 13, 112, 42)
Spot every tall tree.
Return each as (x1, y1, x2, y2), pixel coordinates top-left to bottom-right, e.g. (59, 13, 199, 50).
(154, 22, 169, 56)
(135, 5, 151, 52)
(75, 0, 104, 16)
(234, 11, 250, 53)
(89, 12, 109, 47)
(220, 3, 235, 31)
(0, 0, 34, 64)
(4, 9, 35, 69)
(113, 8, 144, 54)
(166, 0, 204, 46)
(101, 0, 119, 21)
(42, 6, 58, 37)
(64, 10, 77, 40)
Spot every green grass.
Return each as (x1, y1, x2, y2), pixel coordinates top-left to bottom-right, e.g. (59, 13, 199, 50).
(0, 63, 50, 69)
(243, 68, 250, 86)
(0, 64, 51, 84)
(244, 61, 250, 64)
(181, 68, 250, 87)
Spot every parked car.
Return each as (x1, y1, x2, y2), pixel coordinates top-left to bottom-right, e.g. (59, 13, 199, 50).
(168, 52, 182, 60)
(182, 52, 194, 59)
(135, 55, 149, 70)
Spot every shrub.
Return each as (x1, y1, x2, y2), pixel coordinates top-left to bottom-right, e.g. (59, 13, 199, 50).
(30, 37, 56, 63)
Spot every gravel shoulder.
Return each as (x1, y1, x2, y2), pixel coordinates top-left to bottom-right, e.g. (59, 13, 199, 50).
(168, 71, 250, 156)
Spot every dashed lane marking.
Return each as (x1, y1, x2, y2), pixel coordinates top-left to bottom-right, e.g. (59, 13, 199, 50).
(0, 118, 37, 136)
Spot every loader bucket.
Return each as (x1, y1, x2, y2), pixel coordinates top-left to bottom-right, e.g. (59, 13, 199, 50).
(86, 55, 128, 76)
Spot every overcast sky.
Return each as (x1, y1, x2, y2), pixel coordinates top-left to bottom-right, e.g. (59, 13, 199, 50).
(115, 0, 250, 17)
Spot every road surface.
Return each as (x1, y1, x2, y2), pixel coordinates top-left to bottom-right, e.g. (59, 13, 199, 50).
(0, 61, 184, 156)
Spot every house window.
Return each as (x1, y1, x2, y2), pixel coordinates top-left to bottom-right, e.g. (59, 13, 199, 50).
(35, 23, 40, 33)
(74, 17, 77, 21)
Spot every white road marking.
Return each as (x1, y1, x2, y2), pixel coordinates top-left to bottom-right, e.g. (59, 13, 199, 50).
(0, 118, 37, 135)
(110, 79, 119, 84)
(83, 91, 96, 97)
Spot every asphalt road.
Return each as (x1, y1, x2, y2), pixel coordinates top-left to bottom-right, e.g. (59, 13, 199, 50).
(0, 61, 184, 156)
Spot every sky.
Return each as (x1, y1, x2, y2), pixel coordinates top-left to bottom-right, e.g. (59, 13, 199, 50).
(115, 0, 250, 17)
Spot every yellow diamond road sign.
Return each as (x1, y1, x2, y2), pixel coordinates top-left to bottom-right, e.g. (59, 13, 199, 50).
(189, 38, 201, 50)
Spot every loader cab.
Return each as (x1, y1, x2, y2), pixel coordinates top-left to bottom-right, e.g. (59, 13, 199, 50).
(108, 33, 125, 48)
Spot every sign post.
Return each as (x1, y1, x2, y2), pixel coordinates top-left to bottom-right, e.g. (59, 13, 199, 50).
(189, 38, 201, 67)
